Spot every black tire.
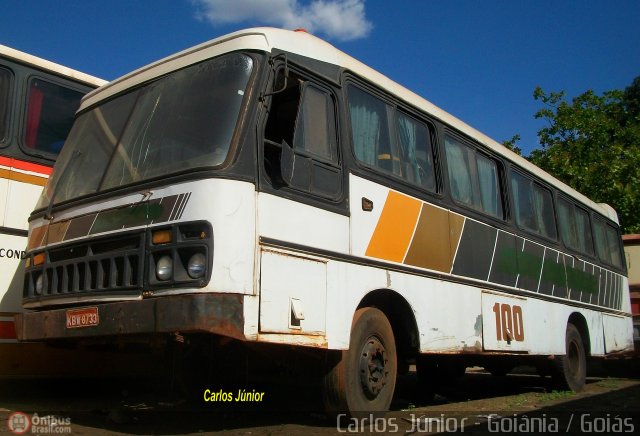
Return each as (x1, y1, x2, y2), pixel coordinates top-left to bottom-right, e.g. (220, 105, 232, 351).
(323, 307, 397, 414)
(553, 323, 586, 392)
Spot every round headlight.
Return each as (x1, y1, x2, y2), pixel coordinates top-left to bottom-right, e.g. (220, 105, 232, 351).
(187, 253, 206, 279)
(35, 273, 44, 295)
(156, 255, 173, 281)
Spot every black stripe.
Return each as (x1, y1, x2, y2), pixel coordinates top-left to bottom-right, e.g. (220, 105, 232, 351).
(169, 194, 185, 221)
(177, 192, 191, 219)
(258, 236, 631, 318)
(0, 226, 28, 237)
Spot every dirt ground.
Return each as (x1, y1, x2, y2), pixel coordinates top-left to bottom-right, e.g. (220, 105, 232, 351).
(1, 365, 639, 435)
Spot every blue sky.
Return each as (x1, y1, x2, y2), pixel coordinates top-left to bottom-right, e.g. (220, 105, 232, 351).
(2, 0, 638, 156)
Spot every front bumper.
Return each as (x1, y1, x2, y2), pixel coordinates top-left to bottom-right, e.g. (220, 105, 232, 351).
(15, 293, 244, 342)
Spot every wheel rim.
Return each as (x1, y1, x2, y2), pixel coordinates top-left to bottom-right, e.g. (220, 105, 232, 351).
(358, 335, 389, 399)
(567, 339, 582, 377)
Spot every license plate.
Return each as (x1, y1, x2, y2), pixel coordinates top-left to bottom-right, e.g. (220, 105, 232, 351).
(66, 307, 99, 329)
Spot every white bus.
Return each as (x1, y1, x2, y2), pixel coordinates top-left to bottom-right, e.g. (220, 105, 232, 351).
(15, 28, 633, 412)
(0, 45, 106, 373)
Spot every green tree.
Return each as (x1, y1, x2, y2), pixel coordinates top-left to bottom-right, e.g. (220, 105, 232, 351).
(529, 77, 640, 234)
(501, 134, 522, 156)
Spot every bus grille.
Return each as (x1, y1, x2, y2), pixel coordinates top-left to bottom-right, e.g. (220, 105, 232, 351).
(24, 233, 145, 299)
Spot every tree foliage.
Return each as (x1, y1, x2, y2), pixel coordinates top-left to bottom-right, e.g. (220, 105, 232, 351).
(528, 77, 640, 234)
(501, 134, 522, 156)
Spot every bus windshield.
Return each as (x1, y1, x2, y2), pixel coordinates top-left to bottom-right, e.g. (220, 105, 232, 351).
(37, 52, 254, 209)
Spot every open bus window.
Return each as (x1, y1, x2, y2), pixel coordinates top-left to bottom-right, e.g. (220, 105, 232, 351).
(0, 67, 11, 144)
(23, 78, 84, 156)
(264, 70, 341, 199)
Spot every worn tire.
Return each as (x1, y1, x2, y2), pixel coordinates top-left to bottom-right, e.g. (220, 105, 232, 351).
(323, 307, 397, 414)
(553, 323, 586, 392)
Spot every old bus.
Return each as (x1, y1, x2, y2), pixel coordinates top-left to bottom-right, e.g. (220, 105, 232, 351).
(0, 44, 106, 373)
(15, 28, 633, 412)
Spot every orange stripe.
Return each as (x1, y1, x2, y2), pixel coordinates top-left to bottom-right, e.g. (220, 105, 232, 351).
(0, 320, 17, 340)
(0, 168, 48, 186)
(0, 156, 53, 176)
(366, 191, 422, 263)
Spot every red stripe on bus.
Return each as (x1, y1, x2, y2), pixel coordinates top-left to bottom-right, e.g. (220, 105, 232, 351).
(0, 320, 17, 340)
(0, 156, 53, 176)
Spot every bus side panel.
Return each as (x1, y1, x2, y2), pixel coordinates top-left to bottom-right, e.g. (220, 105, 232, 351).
(256, 193, 349, 339)
(4, 176, 46, 230)
(0, 233, 26, 317)
(1, 165, 48, 342)
(320, 260, 484, 352)
(411, 278, 483, 353)
(320, 254, 617, 356)
(603, 313, 634, 353)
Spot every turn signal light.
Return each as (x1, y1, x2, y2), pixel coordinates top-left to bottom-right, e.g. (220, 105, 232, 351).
(33, 253, 45, 266)
(152, 229, 173, 245)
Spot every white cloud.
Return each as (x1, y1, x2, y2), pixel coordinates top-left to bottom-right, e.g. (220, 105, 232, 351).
(192, 0, 372, 41)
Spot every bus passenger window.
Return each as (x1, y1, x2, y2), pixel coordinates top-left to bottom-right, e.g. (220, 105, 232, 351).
(558, 198, 578, 250)
(558, 198, 594, 255)
(477, 154, 503, 218)
(445, 135, 504, 219)
(511, 172, 536, 231)
(574, 206, 594, 255)
(445, 137, 476, 207)
(511, 172, 557, 240)
(0, 68, 11, 143)
(594, 219, 623, 268)
(396, 112, 435, 191)
(348, 86, 395, 174)
(24, 78, 84, 156)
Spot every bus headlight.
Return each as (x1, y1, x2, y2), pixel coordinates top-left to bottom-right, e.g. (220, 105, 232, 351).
(156, 255, 173, 281)
(35, 273, 44, 295)
(187, 253, 206, 279)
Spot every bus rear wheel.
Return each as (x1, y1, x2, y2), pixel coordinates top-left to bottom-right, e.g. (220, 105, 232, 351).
(553, 323, 586, 392)
(323, 307, 397, 415)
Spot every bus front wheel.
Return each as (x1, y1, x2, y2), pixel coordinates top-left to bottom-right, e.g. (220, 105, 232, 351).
(553, 323, 586, 392)
(323, 307, 397, 414)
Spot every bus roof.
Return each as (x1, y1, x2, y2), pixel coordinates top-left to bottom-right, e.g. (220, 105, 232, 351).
(0, 44, 107, 88)
(79, 27, 617, 223)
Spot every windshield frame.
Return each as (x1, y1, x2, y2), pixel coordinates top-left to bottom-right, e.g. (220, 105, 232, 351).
(34, 51, 264, 214)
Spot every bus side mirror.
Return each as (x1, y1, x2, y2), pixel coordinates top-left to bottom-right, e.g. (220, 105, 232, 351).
(280, 139, 295, 186)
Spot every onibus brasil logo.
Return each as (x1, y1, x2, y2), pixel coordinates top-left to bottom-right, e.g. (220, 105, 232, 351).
(7, 412, 71, 434)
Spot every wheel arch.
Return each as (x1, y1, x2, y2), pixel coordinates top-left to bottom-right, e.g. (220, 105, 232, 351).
(357, 288, 420, 365)
(568, 311, 591, 356)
